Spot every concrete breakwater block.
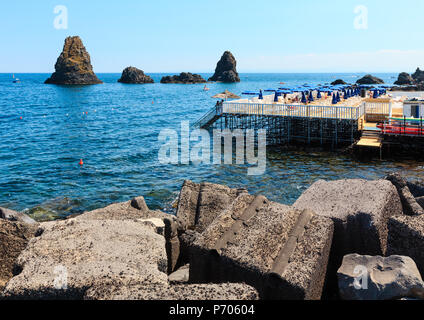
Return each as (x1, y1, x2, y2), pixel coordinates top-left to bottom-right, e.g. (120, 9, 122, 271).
(186, 190, 334, 300)
(337, 254, 424, 300)
(76, 196, 181, 274)
(85, 282, 258, 300)
(2, 219, 169, 299)
(0, 220, 38, 290)
(176, 181, 248, 264)
(385, 173, 424, 216)
(176, 180, 248, 234)
(294, 179, 402, 260)
(387, 214, 424, 276)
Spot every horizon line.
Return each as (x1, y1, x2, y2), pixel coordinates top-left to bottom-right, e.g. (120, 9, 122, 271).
(0, 71, 403, 74)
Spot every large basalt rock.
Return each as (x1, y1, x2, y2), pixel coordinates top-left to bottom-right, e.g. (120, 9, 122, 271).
(186, 186, 334, 300)
(387, 214, 424, 276)
(0, 207, 37, 225)
(84, 282, 259, 300)
(394, 72, 414, 86)
(356, 74, 384, 85)
(294, 179, 402, 259)
(412, 68, 424, 83)
(160, 72, 206, 84)
(208, 51, 240, 83)
(385, 173, 424, 216)
(0, 220, 38, 290)
(45, 36, 102, 85)
(337, 254, 424, 300)
(118, 67, 154, 84)
(331, 79, 347, 85)
(2, 218, 169, 299)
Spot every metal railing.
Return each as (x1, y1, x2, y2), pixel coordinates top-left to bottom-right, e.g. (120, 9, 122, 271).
(380, 117, 424, 136)
(222, 102, 364, 120)
(364, 101, 390, 115)
(192, 105, 222, 128)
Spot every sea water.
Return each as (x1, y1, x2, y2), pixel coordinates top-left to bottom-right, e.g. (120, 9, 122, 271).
(1, 73, 423, 220)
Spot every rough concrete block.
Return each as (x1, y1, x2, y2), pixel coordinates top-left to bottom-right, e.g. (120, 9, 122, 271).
(189, 192, 333, 300)
(387, 214, 424, 277)
(294, 179, 402, 259)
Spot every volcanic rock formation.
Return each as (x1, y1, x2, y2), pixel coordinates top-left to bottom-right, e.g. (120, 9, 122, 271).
(331, 79, 347, 85)
(356, 74, 384, 85)
(394, 72, 414, 86)
(45, 36, 102, 85)
(208, 51, 240, 83)
(118, 67, 154, 84)
(160, 72, 206, 84)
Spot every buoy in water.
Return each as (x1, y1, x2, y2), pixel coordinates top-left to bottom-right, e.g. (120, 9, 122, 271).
(19, 116, 22, 120)
(79, 159, 84, 166)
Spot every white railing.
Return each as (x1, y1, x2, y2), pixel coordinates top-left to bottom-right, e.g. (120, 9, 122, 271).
(364, 101, 390, 115)
(222, 102, 364, 120)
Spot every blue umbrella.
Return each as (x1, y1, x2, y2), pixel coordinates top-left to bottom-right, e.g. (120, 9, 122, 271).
(317, 90, 322, 99)
(332, 93, 337, 104)
(301, 92, 307, 104)
(336, 92, 341, 102)
(373, 90, 378, 99)
(259, 90, 263, 100)
(274, 93, 279, 102)
(308, 91, 314, 102)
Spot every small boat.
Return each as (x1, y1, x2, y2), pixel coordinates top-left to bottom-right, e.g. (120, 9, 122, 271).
(12, 74, 21, 83)
(203, 85, 210, 91)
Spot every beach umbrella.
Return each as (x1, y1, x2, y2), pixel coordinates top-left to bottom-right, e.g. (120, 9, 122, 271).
(212, 90, 240, 100)
(301, 92, 307, 104)
(336, 92, 341, 102)
(308, 91, 314, 102)
(332, 93, 337, 105)
(274, 93, 279, 102)
(373, 89, 379, 99)
(317, 90, 322, 99)
(259, 90, 263, 100)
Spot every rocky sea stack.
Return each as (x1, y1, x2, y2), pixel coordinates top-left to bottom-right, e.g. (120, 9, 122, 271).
(391, 68, 424, 91)
(160, 72, 206, 84)
(394, 72, 414, 86)
(412, 68, 424, 82)
(356, 74, 384, 85)
(118, 67, 154, 84)
(209, 51, 240, 83)
(331, 79, 347, 85)
(45, 36, 102, 85)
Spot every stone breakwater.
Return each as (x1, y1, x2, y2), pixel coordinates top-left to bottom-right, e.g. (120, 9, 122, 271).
(1, 174, 424, 300)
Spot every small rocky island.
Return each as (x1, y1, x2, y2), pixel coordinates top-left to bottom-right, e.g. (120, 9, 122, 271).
(331, 79, 347, 85)
(394, 72, 414, 86)
(209, 51, 240, 83)
(118, 67, 154, 84)
(356, 74, 384, 84)
(160, 72, 206, 84)
(45, 36, 102, 85)
(392, 68, 424, 90)
(356, 74, 384, 85)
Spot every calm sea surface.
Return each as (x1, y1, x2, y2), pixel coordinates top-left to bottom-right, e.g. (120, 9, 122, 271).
(1, 73, 423, 220)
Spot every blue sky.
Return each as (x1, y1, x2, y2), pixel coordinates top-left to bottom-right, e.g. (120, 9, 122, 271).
(1, 0, 423, 73)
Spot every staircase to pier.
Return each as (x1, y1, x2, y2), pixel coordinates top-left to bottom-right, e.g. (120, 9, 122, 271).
(355, 125, 383, 158)
(192, 106, 222, 129)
